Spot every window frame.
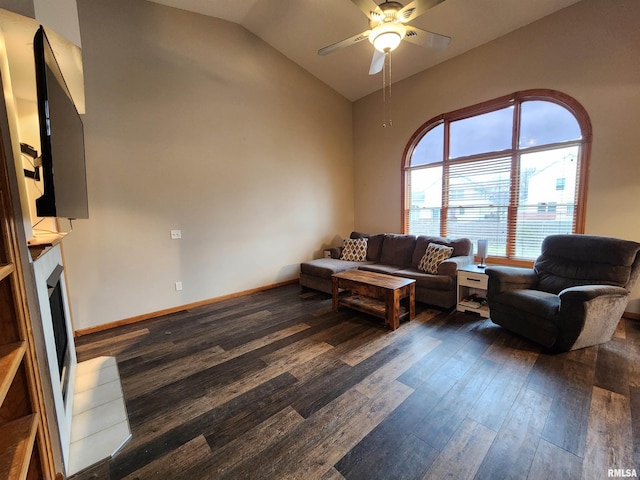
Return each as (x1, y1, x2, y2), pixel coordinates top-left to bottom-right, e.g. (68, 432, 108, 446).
(401, 89, 592, 266)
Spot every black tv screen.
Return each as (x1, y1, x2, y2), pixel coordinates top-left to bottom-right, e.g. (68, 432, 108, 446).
(34, 26, 88, 219)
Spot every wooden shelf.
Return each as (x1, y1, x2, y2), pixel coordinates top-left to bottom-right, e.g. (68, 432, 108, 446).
(341, 295, 409, 321)
(27, 232, 66, 247)
(0, 341, 26, 405)
(0, 263, 14, 282)
(0, 414, 39, 480)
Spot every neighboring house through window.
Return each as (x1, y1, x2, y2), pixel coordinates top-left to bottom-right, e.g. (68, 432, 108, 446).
(402, 89, 591, 264)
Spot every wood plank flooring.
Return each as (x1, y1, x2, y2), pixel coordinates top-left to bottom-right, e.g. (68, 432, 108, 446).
(69, 284, 640, 479)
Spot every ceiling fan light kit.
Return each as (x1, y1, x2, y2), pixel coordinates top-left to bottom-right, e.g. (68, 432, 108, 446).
(370, 23, 407, 52)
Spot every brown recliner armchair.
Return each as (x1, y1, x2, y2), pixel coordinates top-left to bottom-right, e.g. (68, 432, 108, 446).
(486, 234, 640, 351)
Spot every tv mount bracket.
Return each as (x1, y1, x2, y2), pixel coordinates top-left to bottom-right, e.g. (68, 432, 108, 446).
(20, 142, 41, 181)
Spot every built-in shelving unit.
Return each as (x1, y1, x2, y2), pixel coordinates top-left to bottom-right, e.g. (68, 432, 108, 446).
(0, 135, 55, 477)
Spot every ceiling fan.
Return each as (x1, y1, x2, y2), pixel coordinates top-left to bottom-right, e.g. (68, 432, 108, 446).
(318, 0, 451, 75)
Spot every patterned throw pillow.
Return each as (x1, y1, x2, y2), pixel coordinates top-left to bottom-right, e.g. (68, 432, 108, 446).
(340, 238, 368, 262)
(418, 243, 454, 274)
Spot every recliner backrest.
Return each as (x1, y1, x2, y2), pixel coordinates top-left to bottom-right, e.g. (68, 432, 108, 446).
(534, 234, 640, 294)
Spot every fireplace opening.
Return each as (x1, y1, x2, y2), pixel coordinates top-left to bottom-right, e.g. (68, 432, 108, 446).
(47, 264, 71, 402)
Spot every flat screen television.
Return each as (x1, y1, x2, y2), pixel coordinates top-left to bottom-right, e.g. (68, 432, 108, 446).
(33, 26, 88, 219)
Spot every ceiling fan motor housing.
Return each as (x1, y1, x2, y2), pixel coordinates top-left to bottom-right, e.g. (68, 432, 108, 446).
(370, 1, 405, 26)
(369, 2, 407, 52)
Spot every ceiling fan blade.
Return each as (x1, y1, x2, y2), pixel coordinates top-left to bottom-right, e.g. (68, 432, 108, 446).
(398, 0, 446, 23)
(350, 0, 382, 20)
(405, 26, 451, 50)
(369, 49, 386, 75)
(318, 30, 371, 56)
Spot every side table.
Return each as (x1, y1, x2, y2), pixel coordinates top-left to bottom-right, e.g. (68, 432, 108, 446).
(457, 264, 490, 318)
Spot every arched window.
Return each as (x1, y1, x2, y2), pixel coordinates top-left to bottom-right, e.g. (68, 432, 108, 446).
(402, 89, 591, 264)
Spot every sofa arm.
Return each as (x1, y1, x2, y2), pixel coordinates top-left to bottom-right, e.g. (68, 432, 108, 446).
(438, 255, 473, 277)
(485, 266, 538, 295)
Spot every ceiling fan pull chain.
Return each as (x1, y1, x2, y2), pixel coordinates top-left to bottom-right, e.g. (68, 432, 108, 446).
(387, 52, 393, 127)
(382, 53, 386, 127)
(383, 52, 392, 128)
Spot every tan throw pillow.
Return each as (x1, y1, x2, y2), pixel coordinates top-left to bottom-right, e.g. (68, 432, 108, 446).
(340, 238, 368, 262)
(419, 243, 454, 274)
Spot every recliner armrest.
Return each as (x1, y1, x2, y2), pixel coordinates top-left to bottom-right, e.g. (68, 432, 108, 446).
(556, 284, 630, 350)
(485, 266, 538, 295)
(559, 284, 628, 302)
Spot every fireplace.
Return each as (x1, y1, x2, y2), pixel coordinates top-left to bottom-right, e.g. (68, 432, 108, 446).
(46, 264, 71, 402)
(30, 242, 130, 476)
(31, 243, 77, 471)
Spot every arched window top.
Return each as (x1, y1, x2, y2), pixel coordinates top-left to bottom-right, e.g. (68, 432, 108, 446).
(519, 100, 582, 148)
(402, 89, 592, 264)
(411, 123, 443, 167)
(449, 106, 514, 159)
(406, 89, 592, 169)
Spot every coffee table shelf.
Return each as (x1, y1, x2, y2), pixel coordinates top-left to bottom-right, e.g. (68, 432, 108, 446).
(340, 294, 411, 322)
(332, 270, 415, 330)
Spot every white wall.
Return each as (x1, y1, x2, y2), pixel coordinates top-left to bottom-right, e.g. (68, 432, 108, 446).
(64, 0, 354, 330)
(353, 0, 640, 312)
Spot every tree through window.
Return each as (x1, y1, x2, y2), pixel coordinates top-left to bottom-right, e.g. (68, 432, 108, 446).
(402, 90, 591, 264)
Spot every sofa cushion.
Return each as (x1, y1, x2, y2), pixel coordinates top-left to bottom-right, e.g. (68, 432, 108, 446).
(418, 243, 454, 274)
(300, 258, 370, 280)
(340, 238, 368, 262)
(350, 232, 385, 262)
(379, 234, 416, 266)
(392, 268, 455, 291)
(358, 264, 404, 275)
(412, 236, 472, 266)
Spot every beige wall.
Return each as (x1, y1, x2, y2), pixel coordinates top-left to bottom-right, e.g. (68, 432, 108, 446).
(353, 0, 640, 312)
(65, 0, 353, 330)
(33, 0, 81, 46)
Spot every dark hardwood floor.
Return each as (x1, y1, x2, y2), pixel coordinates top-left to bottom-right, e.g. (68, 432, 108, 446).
(69, 283, 639, 479)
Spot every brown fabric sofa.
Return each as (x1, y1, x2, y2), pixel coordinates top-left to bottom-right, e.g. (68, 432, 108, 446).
(299, 232, 473, 309)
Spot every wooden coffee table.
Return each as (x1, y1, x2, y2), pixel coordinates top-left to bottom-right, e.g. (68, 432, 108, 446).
(332, 270, 416, 330)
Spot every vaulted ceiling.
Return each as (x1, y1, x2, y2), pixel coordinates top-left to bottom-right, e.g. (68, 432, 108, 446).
(148, 0, 584, 101)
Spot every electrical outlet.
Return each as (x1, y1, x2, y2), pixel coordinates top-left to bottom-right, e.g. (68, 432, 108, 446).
(175, 281, 183, 291)
(171, 229, 181, 239)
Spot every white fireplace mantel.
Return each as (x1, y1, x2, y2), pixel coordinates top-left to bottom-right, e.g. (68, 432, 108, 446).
(31, 242, 77, 469)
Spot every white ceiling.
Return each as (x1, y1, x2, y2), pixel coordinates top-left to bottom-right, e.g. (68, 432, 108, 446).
(148, 0, 584, 101)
